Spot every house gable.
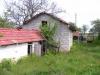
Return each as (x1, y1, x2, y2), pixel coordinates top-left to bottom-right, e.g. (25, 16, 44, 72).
(23, 12, 69, 25)
(23, 13, 70, 31)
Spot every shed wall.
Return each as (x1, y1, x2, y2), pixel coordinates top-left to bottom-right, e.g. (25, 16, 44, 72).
(0, 43, 28, 61)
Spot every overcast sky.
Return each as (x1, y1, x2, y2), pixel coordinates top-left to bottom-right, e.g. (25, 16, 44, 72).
(0, 0, 100, 29)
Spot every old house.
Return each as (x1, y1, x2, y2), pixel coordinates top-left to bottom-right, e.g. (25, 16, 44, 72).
(0, 28, 45, 61)
(23, 12, 74, 51)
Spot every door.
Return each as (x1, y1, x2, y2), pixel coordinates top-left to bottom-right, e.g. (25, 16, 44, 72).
(40, 41, 46, 55)
(28, 42, 32, 55)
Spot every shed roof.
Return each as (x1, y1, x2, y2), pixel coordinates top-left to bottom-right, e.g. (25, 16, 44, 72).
(0, 28, 44, 46)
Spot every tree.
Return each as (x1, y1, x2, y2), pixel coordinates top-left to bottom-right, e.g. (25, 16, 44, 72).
(40, 23, 58, 51)
(91, 19, 100, 39)
(81, 25, 88, 35)
(91, 19, 100, 33)
(68, 22, 78, 32)
(0, 17, 13, 28)
(5, 0, 64, 26)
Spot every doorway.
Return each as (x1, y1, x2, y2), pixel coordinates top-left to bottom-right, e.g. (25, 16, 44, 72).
(39, 41, 46, 55)
(28, 42, 32, 55)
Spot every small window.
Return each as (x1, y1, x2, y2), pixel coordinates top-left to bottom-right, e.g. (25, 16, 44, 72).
(42, 21, 47, 26)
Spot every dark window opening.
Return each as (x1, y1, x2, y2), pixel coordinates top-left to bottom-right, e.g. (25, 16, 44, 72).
(40, 41, 46, 55)
(28, 42, 32, 55)
(42, 21, 47, 26)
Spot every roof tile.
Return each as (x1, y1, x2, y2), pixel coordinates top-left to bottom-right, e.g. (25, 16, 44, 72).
(0, 28, 44, 46)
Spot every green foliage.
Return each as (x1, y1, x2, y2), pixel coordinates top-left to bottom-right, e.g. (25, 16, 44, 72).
(40, 23, 58, 50)
(40, 23, 57, 40)
(0, 42, 100, 75)
(91, 19, 100, 32)
(0, 17, 14, 28)
(91, 19, 100, 39)
(81, 25, 88, 34)
(68, 22, 77, 31)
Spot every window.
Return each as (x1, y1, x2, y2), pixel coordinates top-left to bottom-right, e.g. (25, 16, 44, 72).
(42, 21, 47, 26)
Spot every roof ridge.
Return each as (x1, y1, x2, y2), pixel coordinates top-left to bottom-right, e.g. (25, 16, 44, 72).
(23, 12, 68, 25)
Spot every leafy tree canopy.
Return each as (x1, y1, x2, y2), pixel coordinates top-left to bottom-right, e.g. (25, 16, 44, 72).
(81, 25, 88, 34)
(40, 23, 58, 50)
(68, 22, 79, 32)
(0, 17, 14, 28)
(91, 19, 100, 33)
(91, 19, 100, 39)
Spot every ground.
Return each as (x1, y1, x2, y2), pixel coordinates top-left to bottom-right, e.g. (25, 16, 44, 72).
(0, 40, 100, 75)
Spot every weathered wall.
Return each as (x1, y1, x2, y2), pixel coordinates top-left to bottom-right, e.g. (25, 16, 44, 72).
(23, 14, 73, 51)
(0, 42, 42, 61)
(34, 42, 42, 56)
(0, 43, 28, 61)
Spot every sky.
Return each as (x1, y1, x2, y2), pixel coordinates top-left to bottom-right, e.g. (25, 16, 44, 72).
(0, 0, 5, 15)
(0, 0, 100, 29)
(53, 0, 100, 29)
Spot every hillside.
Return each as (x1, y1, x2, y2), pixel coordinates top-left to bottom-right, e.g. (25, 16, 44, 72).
(0, 41, 100, 75)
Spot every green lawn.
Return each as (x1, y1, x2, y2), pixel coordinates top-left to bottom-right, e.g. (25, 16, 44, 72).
(0, 41, 100, 75)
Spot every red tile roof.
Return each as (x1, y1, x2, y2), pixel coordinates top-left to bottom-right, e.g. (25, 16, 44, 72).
(0, 28, 44, 46)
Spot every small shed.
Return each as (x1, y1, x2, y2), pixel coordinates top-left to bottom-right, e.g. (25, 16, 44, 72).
(0, 28, 45, 61)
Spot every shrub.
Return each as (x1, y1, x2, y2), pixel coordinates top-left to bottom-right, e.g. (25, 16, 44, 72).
(40, 23, 58, 51)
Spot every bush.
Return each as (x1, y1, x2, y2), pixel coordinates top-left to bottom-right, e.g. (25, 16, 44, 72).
(40, 23, 58, 50)
(94, 40, 100, 45)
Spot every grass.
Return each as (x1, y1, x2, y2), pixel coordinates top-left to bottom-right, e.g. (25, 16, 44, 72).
(0, 40, 100, 75)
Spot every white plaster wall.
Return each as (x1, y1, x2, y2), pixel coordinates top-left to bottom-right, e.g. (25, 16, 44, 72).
(34, 42, 41, 56)
(32, 42, 35, 53)
(68, 30, 73, 51)
(54, 22, 72, 51)
(0, 43, 28, 61)
(23, 14, 73, 51)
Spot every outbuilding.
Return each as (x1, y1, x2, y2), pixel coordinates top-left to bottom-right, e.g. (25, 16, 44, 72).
(0, 28, 45, 61)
